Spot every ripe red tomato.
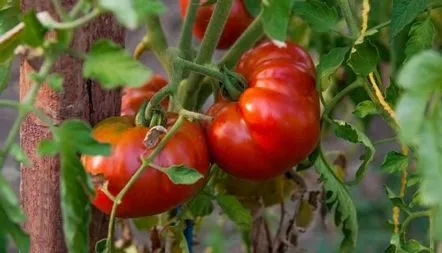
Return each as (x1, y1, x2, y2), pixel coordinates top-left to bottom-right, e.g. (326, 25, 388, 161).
(121, 74, 168, 116)
(206, 41, 320, 180)
(81, 115, 210, 218)
(179, 0, 253, 49)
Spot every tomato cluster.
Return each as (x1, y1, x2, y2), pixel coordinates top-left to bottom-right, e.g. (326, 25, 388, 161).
(82, 30, 319, 217)
(206, 41, 320, 180)
(82, 114, 210, 217)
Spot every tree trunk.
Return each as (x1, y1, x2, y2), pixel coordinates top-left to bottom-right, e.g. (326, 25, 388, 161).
(19, 1, 124, 252)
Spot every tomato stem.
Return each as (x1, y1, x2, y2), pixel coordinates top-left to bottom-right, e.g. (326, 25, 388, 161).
(133, 36, 151, 60)
(218, 11, 264, 69)
(145, 14, 171, 76)
(43, 8, 101, 29)
(144, 87, 171, 122)
(178, 0, 199, 62)
(180, 0, 234, 110)
(337, 0, 359, 38)
(176, 57, 225, 82)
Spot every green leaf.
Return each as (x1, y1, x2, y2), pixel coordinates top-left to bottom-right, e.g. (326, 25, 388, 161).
(21, 10, 47, 47)
(417, 110, 442, 207)
(396, 94, 428, 144)
(10, 143, 31, 166)
(243, 0, 260, 17)
(43, 120, 111, 253)
(380, 151, 408, 174)
(83, 39, 152, 89)
(397, 50, 442, 95)
(216, 195, 252, 232)
(402, 239, 429, 253)
(386, 79, 402, 107)
(97, 0, 165, 29)
(170, 227, 190, 253)
(0, 6, 22, 63)
(46, 73, 63, 92)
(37, 139, 59, 156)
(353, 100, 378, 118)
(317, 47, 349, 90)
(314, 154, 358, 252)
(188, 193, 214, 217)
(348, 40, 380, 76)
(161, 165, 203, 185)
(0, 176, 29, 253)
(95, 238, 106, 253)
(292, 0, 339, 33)
(405, 17, 435, 59)
(133, 215, 163, 231)
(333, 120, 375, 184)
(261, 0, 292, 41)
(433, 207, 442, 240)
(385, 187, 411, 214)
(390, 0, 430, 38)
(0, 62, 10, 93)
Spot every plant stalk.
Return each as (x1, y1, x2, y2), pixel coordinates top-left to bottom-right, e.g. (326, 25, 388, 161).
(178, 0, 200, 61)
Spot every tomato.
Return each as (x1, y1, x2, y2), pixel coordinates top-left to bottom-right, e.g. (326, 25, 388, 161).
(81, 115, 210, 218)
(217, 173, 298, 208)
(121, 74, 168, 116)
(206, 41, 320, 180)
(179, 0, 253, 49)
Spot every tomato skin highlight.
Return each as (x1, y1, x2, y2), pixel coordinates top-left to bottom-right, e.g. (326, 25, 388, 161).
(179, 0, 253, 49)
(82, 115, 210, 218)
(206, 41, 320, 180)
(121, 74, 168, 116)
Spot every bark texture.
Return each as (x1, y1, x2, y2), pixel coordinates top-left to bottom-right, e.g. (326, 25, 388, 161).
(19, 1, 124, 252)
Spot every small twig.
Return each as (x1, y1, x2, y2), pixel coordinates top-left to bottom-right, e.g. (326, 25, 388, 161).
(43, 8, 101, 29)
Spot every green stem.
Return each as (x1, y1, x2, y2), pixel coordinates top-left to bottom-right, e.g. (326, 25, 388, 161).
(146, 14, 171, 76)
(373, 137, 397, 145)
(181, 0, 234, 109)
(144, 87, 171, 121)
(51, 0, 68, 20)
(399, 210, 431, 236)
(45, 8, 101, 29)
(337, 0, 359, 37)
(69, 0, 86, 18)
(179, 108, 213, 121)
(218, 12, 264, 69)
(366, 20, 391, 34)
(0, 57, 55, 169)
(322, 78, 364, 120)
(176, 57, 225, 82)
(178, 0, 199, 61)
(0, 100, 20, 109)
(105, 114, 186, 252)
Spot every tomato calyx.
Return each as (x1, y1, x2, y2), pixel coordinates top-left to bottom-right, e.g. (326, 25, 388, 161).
(220, 67, 247, 100)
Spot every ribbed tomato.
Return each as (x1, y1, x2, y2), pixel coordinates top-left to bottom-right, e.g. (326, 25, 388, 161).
(121, 74, 167, 116)
(206, 41, 320, 180)
(179, 0, 253, 49)
(81, 115, 210, 218)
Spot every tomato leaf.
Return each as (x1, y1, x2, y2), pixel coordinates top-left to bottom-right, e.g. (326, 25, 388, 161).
(405, 16, 435, 60)
(188, 193, 214, 217)
(353, 100, 378, 118)
(0, 6, 22, 63)
(402, 239, 429, 252)
(386, 79, 402, 107)
(216, 194, 252, 232)
(162, 165, 203, 185)
(316, 47, 349, 90)
(46, 73, 63, 92)
(97, 0, 165, 29)
(380, 151, 408, 174)
(0, 62, 11, 93)
(83, 39, 152, 89)
(385, 186, 411, 214)
(37, 139, 59, 156)
(21, 10, 47, 47)
(292, 0, 339, 33)
(332, 120, 375, 184)
(9, 143, 31, 166)
(390, 0, 430, 38)
(261, 0, 292, 41)
(314, 154, 358, 252)
(40, 120, 111, 253)
(396, 51, 442, 144)
(94, 238, 106, 253)
(133, 215, 163, 231)
(347, 40, 380, 76)
(243, 0, 260, 17)
(0, 176, 30, 253)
